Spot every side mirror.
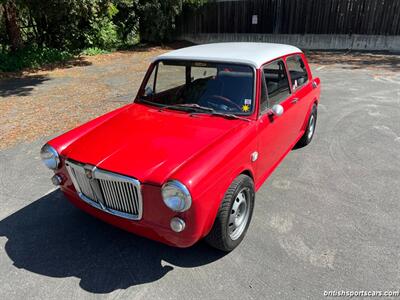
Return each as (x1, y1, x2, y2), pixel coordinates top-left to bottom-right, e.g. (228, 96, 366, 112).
(270, 104, 284, 117)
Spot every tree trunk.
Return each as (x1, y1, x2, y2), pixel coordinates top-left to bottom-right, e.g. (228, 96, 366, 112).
(2, 1, 23, 52)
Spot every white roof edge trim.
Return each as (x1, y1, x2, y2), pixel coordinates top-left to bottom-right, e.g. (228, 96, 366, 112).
(154, 42, 303, 68)
(153, 56, 260, 68)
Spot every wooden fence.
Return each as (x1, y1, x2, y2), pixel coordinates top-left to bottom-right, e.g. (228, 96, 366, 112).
(177, 0, 400, 36)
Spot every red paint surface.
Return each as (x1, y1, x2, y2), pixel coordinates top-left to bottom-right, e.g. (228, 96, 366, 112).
(47, 52, 320, 247)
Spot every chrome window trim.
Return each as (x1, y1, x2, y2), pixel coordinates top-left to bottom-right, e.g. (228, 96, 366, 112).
(65, 159, 143, 220)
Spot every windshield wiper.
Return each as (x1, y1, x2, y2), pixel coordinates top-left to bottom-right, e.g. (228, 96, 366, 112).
(136, 98, 163, 107)
(191, 110, 251, 122)
(137, 99, 198, 112)
(178, 103, 216, 112)
(164, 103, 251, 122)
(159, 103, 215, 113)
(208, 112, 251, 122)
(143, 101, 250, 122)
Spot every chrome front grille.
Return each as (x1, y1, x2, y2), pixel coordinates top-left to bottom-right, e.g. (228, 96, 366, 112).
(98, 179, 140, 215)
(66, 160, 142, 220)
(69, 165, 98, 201)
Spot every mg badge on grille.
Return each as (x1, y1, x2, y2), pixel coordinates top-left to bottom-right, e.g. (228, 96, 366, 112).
(85, 169, 93, 179)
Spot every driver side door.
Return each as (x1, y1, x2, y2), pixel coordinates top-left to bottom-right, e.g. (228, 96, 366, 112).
(256, 59, 297, 183)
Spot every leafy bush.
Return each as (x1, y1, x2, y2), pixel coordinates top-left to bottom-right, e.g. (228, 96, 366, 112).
(0, 47, 73, 72)
(84, 3, 120, 50)
(81, 47, 110, 56)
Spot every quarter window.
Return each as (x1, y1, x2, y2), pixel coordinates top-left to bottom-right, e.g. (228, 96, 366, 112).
(286, 55, 308, 90)
(262, 60, 291, 108)
(153, 62, 186, 94)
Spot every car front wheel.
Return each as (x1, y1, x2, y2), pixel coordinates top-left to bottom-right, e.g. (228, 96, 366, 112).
(205, 174, 255, 252)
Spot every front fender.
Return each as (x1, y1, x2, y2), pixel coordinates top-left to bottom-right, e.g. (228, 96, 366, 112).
(171, 121, 258, 238)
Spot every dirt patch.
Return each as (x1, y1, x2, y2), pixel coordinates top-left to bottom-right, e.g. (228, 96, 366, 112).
(0, 46, 171, 150)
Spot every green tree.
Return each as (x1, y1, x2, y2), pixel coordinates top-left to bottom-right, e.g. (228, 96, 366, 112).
(138, 0, 206, 42)
(113, 0, 140, 45)
(0, 0, 207, 71)
(1, 0, 23, 52)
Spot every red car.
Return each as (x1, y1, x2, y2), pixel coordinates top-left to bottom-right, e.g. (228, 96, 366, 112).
(41, 43, 320, 251)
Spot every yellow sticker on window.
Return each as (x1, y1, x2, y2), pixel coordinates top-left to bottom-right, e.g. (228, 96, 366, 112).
(242, 104, 250, 112)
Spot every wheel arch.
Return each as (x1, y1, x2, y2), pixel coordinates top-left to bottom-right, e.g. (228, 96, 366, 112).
(301, 97, 318, 131)
(240, 169, 255, 182)
(200, 165, 255, 239)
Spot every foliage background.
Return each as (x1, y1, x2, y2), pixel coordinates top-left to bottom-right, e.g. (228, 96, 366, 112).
(0, 0, 206, 71)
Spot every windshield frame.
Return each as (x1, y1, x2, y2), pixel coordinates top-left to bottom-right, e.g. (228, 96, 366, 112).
(135, 59, 257, 116)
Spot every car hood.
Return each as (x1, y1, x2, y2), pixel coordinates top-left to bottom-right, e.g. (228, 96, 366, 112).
(63, 103, 245, 184)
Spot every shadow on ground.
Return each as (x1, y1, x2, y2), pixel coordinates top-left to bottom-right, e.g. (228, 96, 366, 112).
(0, 57, 92, 91)
(0, 189, 225, 293)
(306, 50, 400, 72)
(0, 57, 93, 97)
(0, 75, 50, 97)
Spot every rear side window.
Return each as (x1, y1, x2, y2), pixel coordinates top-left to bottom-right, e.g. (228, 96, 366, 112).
(286, 55, 308, 90)
(262, 59, 291, 108)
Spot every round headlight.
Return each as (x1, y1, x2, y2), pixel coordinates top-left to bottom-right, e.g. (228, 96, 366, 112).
(40, 144, 60, 170)
(161, 180, 192, 212)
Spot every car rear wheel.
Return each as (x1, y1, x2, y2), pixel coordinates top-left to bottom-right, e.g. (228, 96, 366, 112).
(205, 174, 255, 252)
(296, 103, 317, 148)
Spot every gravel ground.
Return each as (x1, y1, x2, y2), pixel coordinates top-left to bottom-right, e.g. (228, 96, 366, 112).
(0, 46, 170, 150)
(0, 48, 399, 299)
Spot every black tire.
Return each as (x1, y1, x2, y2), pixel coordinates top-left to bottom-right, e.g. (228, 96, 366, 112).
(296, 104, 317, 148)
(205, 174, 255, 252)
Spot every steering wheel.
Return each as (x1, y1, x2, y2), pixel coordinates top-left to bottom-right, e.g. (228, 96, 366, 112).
(201, 95, 242, 111)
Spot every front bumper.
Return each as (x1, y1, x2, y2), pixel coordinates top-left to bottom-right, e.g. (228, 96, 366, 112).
(59, 171, 201, 248)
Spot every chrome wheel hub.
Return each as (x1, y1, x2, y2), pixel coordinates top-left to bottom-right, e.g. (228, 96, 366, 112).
(228, 189, 250, 240)
(308, 114, 315, 139)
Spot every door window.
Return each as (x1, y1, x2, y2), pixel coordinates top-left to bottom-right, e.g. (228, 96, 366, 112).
(286, 55, 308, 90)
(261, 59, 291, 110)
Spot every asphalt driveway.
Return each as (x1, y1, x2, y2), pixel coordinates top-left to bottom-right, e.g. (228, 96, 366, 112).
(0, 51, 399, 299)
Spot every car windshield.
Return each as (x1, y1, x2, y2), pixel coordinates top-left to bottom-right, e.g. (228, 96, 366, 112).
(138, 60, 255, 115)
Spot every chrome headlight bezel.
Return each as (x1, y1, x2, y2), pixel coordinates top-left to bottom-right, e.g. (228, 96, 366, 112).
(40, 144, 60, 170)
(161, 180, 192, 212)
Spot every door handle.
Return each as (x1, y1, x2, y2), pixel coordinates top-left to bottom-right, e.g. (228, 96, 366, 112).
(291, 98, 299, 104)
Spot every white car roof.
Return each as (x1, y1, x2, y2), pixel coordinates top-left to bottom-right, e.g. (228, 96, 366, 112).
(155, 42, 302, 68)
